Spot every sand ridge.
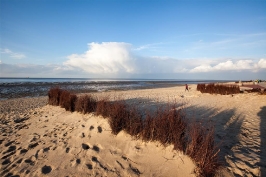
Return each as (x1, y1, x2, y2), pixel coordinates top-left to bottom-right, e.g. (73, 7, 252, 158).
(0, 96, 195, 176)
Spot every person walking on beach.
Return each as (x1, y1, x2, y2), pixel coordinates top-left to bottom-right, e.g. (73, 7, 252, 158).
(185, 84, 189, 92)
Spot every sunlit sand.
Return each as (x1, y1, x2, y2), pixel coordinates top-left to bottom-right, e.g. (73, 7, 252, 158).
(0, 84, 265, 176)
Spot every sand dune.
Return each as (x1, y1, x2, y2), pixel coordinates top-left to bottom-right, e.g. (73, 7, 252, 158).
(1, 85, 265, 176)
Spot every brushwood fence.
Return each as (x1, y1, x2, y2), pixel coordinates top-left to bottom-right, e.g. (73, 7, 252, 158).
(48, 87, 222, 176)
(197, 83, 240, 95)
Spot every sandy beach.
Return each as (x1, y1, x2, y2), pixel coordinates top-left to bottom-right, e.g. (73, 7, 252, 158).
(1, 84, 265, 177)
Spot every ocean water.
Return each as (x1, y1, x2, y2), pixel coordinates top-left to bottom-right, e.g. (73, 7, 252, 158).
(0, 78, 231, 99)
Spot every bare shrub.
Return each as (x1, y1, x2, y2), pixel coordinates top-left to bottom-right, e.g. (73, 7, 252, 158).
(108, 101, 129, 135)
(48, 87, 62, 106)
(141, 105, 187, 148)
(75, 95, 86, 113)
(186, 120, 221, 176)
(57, 90, 77, 112)
(197, 83, 240, 95)
(96, 98, 111, 118)
(76, 95, 97, 114)
(248, 88, 261, 93)
(124, 107, 143, 137)
(197, 84, 206, 93)
(144, 105, 187, 150)
(206, 83, 215, 94)
(153, 106, 170, 143)
(141, 111, 157, 142)
(67, 94, 77, 112)
(169, 108, 187, 151)
(259, 90, 266, 95)
(59, 90, 71, 108)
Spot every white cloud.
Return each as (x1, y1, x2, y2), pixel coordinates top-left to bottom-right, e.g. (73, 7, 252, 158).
(258, 59, 266, 68)
(65, 42, 135, 74)
(0, 48, 26, 59)
(190, 65, 213, 73)
(190, 59, 266, 73)
(213, 60, 253, 70)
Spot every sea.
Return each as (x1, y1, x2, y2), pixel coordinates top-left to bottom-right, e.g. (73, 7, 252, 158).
(0, 78, 232, 99)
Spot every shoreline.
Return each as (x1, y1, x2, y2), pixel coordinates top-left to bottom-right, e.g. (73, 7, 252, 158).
(0, 79, 237, 100)
(1, 85, 265, 176)
(0, 81, 183, 100)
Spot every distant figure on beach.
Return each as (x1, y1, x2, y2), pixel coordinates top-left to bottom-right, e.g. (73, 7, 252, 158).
(185, 84, 189, 91)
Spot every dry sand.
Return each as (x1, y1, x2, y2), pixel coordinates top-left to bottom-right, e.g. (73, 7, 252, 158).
(0, 85, 265, 177)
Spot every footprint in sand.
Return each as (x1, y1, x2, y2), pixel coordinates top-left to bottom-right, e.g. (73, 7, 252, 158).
(43, 147, 50, 152)
(82, 143, 90, 150)
(25, 169, 30, 174)
(89, 125, 94, 131)
(129, 164, 141, 176)
(91, 156, 109, 171)
(4, 145, 17, 154)
(76, 159, 81, 164)
(86, 163, 93, 170)
(28, 142, 38, 149)
(97, 126, 102, 133)
(70, 158, 82, 167)
(3, 172, 20, 177)
(120, 155, 142, 175)
(4, 141, 15, 147)
(2, 150, 16, 160)
(92, 145, 100, 152)
(2, 158, 11, 165)
(66, 147, 70, 153)
(91, 156, 98, 162)
(11, 163, 17, 168)
(16, 158, 23, 164)
(116, 160, 125, 169)
(20, 148, 28, 154)
(41, 165, 52, 174)
(24, 158, 35, 166)
(80, 132, 85, 138)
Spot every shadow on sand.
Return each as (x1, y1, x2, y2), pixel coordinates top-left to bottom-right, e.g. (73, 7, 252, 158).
(183, 105, 243, 175)
(122, 97, 244, 175)
(258, 106, 266, 176)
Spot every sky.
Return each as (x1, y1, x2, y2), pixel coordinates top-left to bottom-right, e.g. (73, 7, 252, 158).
(0, 0, 266, 80)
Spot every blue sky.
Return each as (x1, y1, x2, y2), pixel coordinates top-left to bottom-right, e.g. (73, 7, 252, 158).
(0, 0, 266, 79)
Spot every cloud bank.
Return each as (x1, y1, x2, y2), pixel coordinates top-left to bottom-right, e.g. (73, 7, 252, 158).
(1, 42, 266, 79)
(64, 42, 266, 75)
